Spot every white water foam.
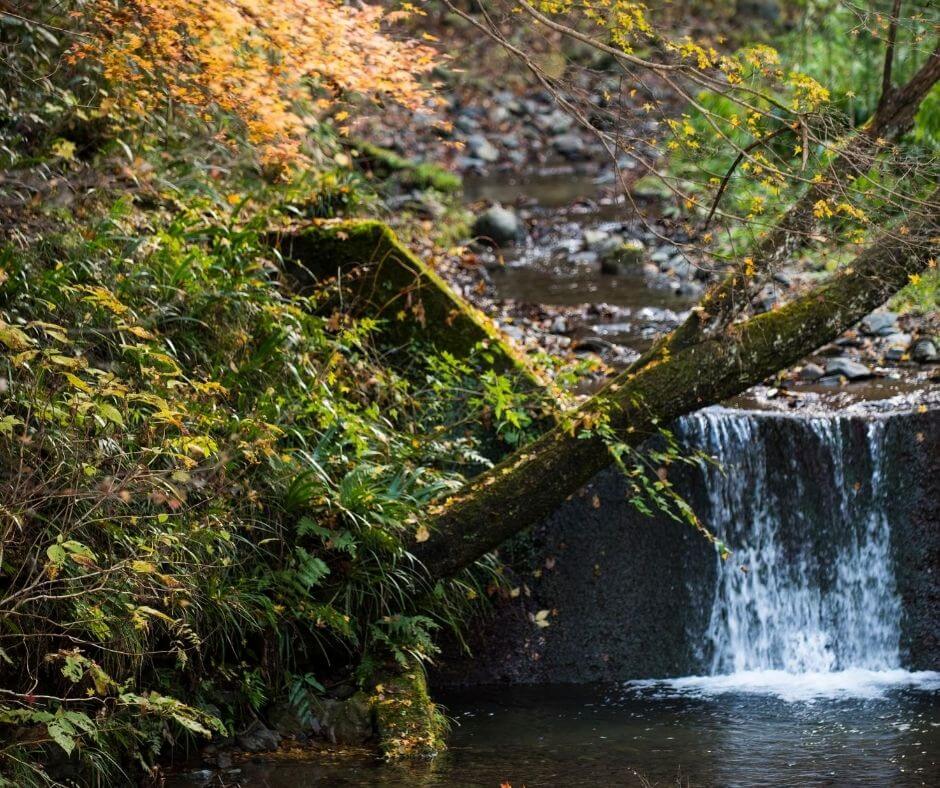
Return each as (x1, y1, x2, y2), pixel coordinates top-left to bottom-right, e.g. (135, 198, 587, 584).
(629, 668, 940, 702)
(627, 409, 940, 702)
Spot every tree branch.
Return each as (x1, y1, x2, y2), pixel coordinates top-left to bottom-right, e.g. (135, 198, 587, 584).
(412, 199, 939, 580)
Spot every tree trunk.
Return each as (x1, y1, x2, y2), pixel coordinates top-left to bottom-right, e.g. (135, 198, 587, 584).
(412, 204, 938, 580)
(634, 46, 939, 369)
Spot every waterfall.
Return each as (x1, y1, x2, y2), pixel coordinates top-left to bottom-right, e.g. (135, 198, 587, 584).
(679, 409, 902, 676)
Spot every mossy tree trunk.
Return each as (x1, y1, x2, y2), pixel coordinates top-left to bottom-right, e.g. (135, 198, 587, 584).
(412, 205, 939, 580)
(636, 48, 939, 371)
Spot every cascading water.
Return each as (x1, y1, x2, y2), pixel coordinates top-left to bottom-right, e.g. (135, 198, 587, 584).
(681, 409, 902, 677)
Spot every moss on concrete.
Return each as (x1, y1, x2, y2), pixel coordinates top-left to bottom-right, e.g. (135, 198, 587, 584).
(371, 661, 447, 760)
(266, 220, 543, 388)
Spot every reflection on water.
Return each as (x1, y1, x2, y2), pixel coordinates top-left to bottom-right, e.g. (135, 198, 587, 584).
(216, 681, 939, 787)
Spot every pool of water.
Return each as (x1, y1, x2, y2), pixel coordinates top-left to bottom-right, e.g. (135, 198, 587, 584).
(215, 676, 939, 787)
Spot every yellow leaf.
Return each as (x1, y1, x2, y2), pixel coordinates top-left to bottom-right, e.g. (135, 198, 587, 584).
(0, 322, 34, 351)
(415, 525, 430, 543)
(64, 373, 93, 394)
(97, 402, 125, 428)
(50, 138, 77, 161)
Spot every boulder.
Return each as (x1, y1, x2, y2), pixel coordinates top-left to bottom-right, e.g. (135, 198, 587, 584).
(472, 206, 524, 246)
(316, 693, 374, 745)
(912, 339, 939, 363)
(824, 357, 873, 380)
(236, 720, 281, 753)
(799, 362, 825, 382)
(860, 311, 899, 336)
(466, 134, 499, 163)
(552, 133, 586, 160)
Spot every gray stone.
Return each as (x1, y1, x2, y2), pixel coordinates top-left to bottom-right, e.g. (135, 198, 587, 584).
(885, 347, 906, 362)
(861, 311, 899, 336)
(883, 332, 912, 349)
(670, 255, 694, 279)
(552, 133, 586, 160)
(466, 134, 499, 163)
(570, 250, 599, 266)
(799, 362, 825, 382)
(472, 206, 524, 246)
(315, 693, 374, 745)
(550, 316, 568, 334)
(490, 106, 510, 124)
(650, 245, 677, 264)
(236, 720, 281, 753)
(537, 109, 574, 134)
(824, 357, 873, 380)
(912, 339, 939, 363)
(582, 229, 610, 250)
(454, 115, 479, 134)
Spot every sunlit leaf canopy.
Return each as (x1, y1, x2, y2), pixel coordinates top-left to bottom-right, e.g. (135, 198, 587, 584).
(68, 0, 438, 165)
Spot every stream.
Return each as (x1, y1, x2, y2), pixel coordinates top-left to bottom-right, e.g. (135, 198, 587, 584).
(196, 171, 938, 786)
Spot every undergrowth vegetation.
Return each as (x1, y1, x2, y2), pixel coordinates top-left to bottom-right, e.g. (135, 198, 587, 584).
(0, 166, 549, 782)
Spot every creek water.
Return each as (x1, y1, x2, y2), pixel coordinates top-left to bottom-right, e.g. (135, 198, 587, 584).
(228, 408, 938, 786)
(202, 174, 938, 786)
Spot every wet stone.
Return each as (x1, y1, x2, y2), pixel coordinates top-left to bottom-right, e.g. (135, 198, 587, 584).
(861, 311, 899, 337)
(467, 135, 499, 163)
(824, 357, 873, 380)
(236, 720, 281, 753)
(799, 362, 825, 382)
(472, 205, 524, 246)
(912, 339, 939, 363)
(552, 133, 586, 160)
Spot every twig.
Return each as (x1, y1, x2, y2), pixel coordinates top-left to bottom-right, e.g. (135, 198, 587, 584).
(701, 125, 793, 232)
(878, 0, 903, 110)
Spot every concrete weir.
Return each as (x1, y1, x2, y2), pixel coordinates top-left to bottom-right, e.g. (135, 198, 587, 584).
(433, 405, 940, 685)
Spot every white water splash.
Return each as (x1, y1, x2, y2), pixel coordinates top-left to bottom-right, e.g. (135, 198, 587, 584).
(629, 408, 940, 701)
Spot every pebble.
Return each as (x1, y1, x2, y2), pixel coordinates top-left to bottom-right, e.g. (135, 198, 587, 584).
(912, 339, 938, 363)
(824, 357, 873, 380)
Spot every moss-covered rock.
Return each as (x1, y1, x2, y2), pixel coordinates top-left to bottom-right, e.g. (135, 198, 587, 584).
(349, 141, 462, 194)
(371, 661, 447, 760)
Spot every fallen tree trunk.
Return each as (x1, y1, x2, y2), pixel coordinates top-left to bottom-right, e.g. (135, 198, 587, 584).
(412, 202, 938, 580)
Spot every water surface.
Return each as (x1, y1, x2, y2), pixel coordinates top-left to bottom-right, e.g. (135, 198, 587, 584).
(225, 678, 939, 786)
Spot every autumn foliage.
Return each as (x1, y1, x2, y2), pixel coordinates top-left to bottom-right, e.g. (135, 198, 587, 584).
(72, 0, 437, 164)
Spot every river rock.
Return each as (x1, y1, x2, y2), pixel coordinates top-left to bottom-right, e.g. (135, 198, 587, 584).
(236, 720, 281, 753)
(316, 693, 374, 744)
(650, 245, 677, 265)
(670, 255, 693, 279)
(860, 311, 899, 336)
(466, 134, 499, 163)
(537, 109, 574, 134)
(883, 332, 912, 349)
(454, 115, 479, 135)
(912, 339, 939, 363)
(824, 357, 872, 380)
(582, 228, 610, 250)
(552, 133, 586, 160)
(490, 106, 510, 125)
(472, 206, 524, 246)
(600, 239, 646, 275)
(799, 362, 825, 382)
